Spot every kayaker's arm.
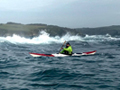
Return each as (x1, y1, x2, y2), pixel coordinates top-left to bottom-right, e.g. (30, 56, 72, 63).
(59, 48, 63, 54)
(60, 47, 69, 53)
(60, 47, 71, 53)
(63, 46, 71, 51)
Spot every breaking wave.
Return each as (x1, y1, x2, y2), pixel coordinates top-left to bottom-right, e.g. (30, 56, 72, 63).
(0, 31, 120, 44)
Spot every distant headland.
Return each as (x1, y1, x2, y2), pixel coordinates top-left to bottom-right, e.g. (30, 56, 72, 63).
(0, 22, 120, 38)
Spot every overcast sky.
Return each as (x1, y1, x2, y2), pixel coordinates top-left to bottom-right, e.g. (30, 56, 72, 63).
(0, 0, 120, 28)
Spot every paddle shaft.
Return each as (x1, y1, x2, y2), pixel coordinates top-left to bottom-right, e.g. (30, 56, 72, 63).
(59, 41, 66, 53)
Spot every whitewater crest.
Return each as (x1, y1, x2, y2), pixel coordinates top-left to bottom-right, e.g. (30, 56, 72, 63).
(0, 31, 82, 44)
(0, 31, 119, 44)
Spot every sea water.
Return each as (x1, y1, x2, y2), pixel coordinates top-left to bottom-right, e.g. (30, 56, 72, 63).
(0, 31, 120, 90)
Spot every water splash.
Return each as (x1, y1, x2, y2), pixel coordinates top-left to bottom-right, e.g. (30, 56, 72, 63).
(0, 31, 119, 44)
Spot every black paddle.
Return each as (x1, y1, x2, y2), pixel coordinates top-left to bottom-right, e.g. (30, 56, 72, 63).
(59, 41, 66, 53)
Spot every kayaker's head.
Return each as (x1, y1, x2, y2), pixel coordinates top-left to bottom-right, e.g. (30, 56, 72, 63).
(66, 42, 70, 48)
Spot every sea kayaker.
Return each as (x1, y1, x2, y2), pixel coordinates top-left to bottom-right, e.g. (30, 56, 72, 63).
(60, 42, 73, 55)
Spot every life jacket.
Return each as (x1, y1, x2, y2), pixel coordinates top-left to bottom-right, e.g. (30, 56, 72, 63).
(60, 46, 72, 55)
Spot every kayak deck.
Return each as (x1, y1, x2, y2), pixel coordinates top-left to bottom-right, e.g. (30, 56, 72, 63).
(29, 50, 96, 57)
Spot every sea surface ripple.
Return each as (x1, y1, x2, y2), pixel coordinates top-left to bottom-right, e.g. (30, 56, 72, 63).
(0, 34, 120, 90)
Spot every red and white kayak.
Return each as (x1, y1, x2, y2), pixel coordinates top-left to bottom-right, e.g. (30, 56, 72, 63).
(29, 50, 96, 57)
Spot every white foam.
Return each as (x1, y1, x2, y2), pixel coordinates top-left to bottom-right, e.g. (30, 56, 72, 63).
(0, 31, 82, 44)
(84, 34, 120, 42)
(0, 31, 119, 44)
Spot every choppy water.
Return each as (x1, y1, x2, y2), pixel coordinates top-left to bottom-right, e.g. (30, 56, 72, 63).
(0, 32, 120, 90)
